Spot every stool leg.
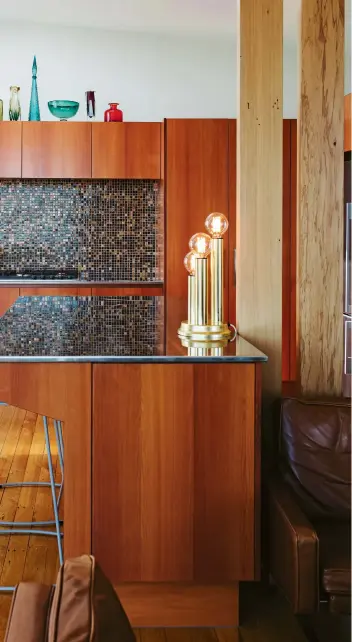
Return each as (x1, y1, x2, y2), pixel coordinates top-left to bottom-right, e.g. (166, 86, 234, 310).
(43, 416, 63, 566)
(54, 420, 64, 508)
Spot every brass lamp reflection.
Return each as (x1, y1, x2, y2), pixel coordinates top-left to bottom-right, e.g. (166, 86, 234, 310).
(178, 213, 231, 342)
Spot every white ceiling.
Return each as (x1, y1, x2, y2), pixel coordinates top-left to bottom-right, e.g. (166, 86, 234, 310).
(2, 0, 302, 40)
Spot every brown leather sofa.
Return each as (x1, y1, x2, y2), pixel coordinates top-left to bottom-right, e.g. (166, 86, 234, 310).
(4, 555, 135, 642)
(269, 398, 351, 615)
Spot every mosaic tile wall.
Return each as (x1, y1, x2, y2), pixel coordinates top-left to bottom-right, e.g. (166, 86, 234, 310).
(0, 180, 163, 281)
(0, 296, 165, 357)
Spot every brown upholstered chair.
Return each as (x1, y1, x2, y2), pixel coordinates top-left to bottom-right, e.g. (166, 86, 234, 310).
(4, 555, 135, 642)
(268, 398, 351, 615)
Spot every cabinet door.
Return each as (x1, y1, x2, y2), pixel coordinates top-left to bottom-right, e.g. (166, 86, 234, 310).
(22, 122, 91, 179)
(93, 363, 194, 583)
(92, 123, 161, 179)
(0, 123, 22, 178)
(165, 119, 230, 348)
(0, 288, 19, 316)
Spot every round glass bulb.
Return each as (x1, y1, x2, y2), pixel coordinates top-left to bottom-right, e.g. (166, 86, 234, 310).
(184, 251, 196, 276)
(189, 233, 212, 259)
(205, 212, 229, 239)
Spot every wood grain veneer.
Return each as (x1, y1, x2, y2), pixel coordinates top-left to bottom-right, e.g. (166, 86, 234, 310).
(0, 288, 19, 317)
(22, 122, 91, 179)
(289, 121, 297, 382)
(115, 583, 239, 627)
(92, 362, 258, 585)
(92, 123, 161, 179)
(0, 123, 21, 178)
(19, 287, 91, 296)
(298, 0, 344, 395)
(193, 363, 256, 581)
(228, 119, 237, 324)
(93, 364, 194, 582)
(0, 363, 92, 557)
(165, 119, 230, 348)
(91, 286, 163, 296)
(282, 120, 291, 382)
(236, 0, 283, 400)
(345, 94, 351, 152)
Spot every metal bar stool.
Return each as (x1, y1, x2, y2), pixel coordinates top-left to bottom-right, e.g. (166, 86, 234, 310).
(0, 404, 64, 591)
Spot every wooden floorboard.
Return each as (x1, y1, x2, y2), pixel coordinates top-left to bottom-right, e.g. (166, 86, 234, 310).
(0, 406, 308, 642)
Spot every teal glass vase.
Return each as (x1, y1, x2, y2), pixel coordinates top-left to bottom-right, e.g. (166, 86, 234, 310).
(28, 56, 40, 121)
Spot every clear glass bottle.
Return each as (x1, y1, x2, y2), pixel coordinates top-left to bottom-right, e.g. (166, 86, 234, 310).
(9, 86, 21, 121)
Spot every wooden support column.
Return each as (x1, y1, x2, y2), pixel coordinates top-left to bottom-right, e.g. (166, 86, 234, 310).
(298, 0, 344, 396)
(237, 0, 283, 399)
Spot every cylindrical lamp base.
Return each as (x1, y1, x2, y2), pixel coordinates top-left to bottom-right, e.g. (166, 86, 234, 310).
(188, 275, 196, 325)
(195, 258, 208, 326)
(211, 237, 224, 325)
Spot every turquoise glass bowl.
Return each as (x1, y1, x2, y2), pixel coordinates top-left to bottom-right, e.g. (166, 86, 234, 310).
(48, 100, 79, 121)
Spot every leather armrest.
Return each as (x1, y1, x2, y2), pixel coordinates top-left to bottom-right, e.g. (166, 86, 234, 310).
(268, 477, 319, 614)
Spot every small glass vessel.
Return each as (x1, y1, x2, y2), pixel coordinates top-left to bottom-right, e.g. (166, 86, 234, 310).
(29, 56, 40, 121)
(86, 91, 96, 120)
(104, 102, 123, 122)
(9, 86, 21, 121)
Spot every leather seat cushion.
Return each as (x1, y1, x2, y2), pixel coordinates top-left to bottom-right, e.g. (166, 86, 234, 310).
(315, 521, 351, 596)
(279, 398, 351, 519)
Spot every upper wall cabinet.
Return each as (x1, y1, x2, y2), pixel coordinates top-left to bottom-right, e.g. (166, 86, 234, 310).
(92, 123, 161, 179)
(22, 122, 92, 179)
(0, 123, 22, 178)
(165, 119, 231, 347)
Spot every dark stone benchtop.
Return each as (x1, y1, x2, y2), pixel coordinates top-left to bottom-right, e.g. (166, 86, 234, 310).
(0, 296, 268, 363)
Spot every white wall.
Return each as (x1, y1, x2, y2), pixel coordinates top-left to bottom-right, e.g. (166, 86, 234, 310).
(0, 21, 303, 122)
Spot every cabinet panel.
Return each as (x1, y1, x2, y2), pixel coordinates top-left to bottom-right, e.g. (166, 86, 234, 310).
(165, 119, 230, 348)
(0, 288, 19, 316)
(345, 94, 351, 152)
(19, 287, 91, 296)
(0, 123, 22, 178)
(228, 120, 237, 325)
(92, 123, 161, 179)
(92, 286, 163, 296)
(93, 364, 194, 583)
(194, 363, 256, 581)
(22, 122, 91, 179)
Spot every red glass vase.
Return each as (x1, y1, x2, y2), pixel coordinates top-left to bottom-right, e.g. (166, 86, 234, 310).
(104, 102, 123, 122)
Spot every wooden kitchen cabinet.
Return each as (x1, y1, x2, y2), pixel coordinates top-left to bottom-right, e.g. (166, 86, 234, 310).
(0, 123, 22, 178)
(165, 119, 231, 349)
(93, 362, 259, 586)
(22, 122, 91, 179)
(92, 123, 161, 179)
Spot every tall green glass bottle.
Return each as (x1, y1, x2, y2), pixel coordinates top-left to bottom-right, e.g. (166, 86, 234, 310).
(28, 56, 40, 121)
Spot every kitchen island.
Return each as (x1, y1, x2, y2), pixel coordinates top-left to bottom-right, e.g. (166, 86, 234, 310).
(0, 296, 267, 626)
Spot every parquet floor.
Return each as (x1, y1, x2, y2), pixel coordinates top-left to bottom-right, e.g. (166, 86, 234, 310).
(0, 404, 308, 642)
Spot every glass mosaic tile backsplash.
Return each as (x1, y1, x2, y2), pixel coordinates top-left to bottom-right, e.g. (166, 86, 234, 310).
(0, 179, 163, 282)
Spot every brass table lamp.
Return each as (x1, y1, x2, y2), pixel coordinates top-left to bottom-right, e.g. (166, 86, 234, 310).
(178, 213, 233, 342)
